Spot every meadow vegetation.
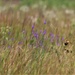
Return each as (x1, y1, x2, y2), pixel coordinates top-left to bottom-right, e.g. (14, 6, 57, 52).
(0, 0, 75, 75)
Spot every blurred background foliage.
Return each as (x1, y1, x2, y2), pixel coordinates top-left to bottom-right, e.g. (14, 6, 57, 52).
(0, 0, 75, 8)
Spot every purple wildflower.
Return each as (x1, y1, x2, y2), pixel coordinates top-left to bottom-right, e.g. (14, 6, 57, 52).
(43, 30, 46, 35)
(56, 35, 61, 46)
(62, 37, 64, 41)
(11, 38, 14, 41)
(33, 32, 38, 39)
(56, 35, 59, 41)
(56, 42, 60, 46)
(32, 24, 34, 30)
(8, 45, 12, 49)
(8, 31, 11, 35)
(31, 25, 35, 34)
(44, 20, 46, 24)
(50, 33, 54, 38)
(18, 41, 23, 45)
(50, 32, 55, 43)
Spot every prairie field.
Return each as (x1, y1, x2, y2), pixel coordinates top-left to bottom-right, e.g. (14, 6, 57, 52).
(0, 0, 75, 75)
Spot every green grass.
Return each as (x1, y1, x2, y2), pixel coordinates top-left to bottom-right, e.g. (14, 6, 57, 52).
(1, 0, 75, 8)
(46, 0, 75, 8)
(19, 0, 75, 8)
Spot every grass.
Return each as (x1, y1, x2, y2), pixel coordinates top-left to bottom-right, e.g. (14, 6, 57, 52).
(0, 1, 75, 75)
(1, 0, 75, 9)
(0, 8, 75, 75)
(20, 0, 75, 9)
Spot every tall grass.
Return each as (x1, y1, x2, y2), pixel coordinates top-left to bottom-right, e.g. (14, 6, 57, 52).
(0, 7, 75, 75)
